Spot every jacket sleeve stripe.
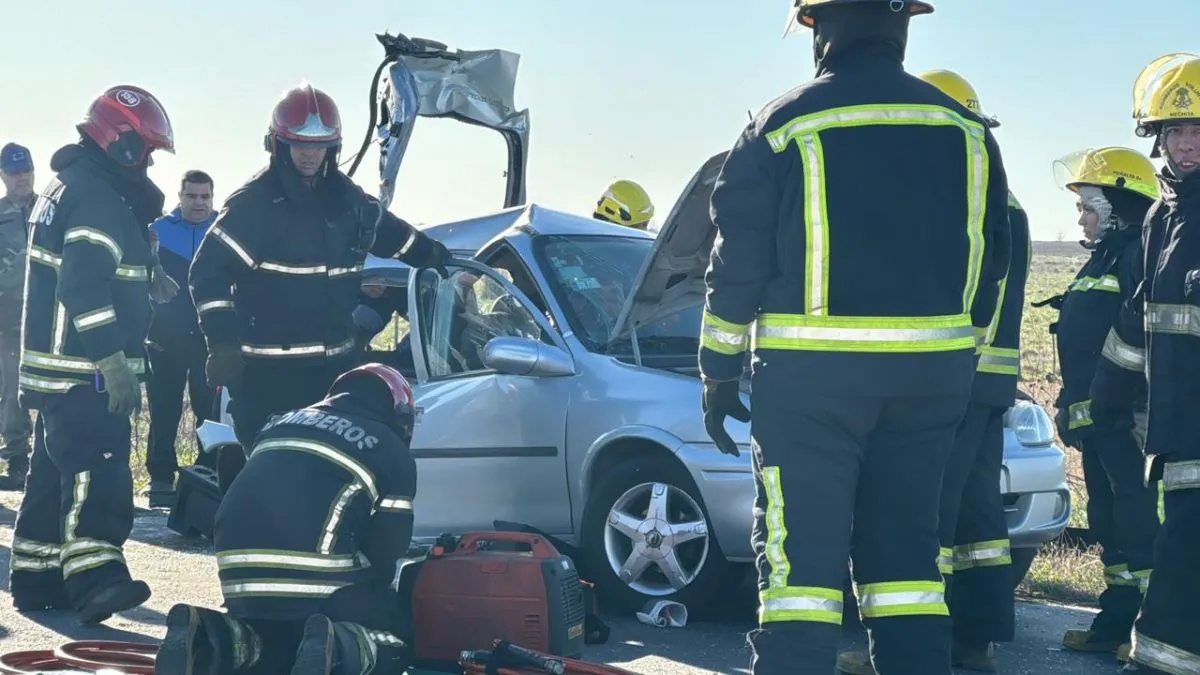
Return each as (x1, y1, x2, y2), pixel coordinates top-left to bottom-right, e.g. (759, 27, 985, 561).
(196, 299, 234, 314)
(701, 310, 750, 355)
(211, 226, 256, 268)
(1101, 327, 1146, 372)
(64, 226, 122, 265)
(377, 496, 413, 513)
(251, 438, 379, 501)
(318, 483, 364, 555)
(217, 549, 366, 571)
(72, 306, 117, 332)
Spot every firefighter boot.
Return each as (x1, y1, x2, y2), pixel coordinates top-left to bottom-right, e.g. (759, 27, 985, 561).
(951, 640, 997, 673)
(1062, 628, 1127, 653)
(835, 649, 875, 675)
(290, 615, 409, 675)
(157, 603, 263, 674)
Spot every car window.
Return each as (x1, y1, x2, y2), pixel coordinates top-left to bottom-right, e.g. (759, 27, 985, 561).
(481, 243, 558, 329)
(533, 235, 702, 353)
(415, 266, 549, 379)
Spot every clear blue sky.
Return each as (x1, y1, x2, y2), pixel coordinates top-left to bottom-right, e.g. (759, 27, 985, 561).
(2, 0, 1195, 241)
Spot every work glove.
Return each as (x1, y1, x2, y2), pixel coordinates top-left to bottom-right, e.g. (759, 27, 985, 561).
(1132, 412, 1148, 451)
(149, 262, 180, 304)
(206, 344, 245, 389)
(422, 237, 452, 278)
(95, 352, 141, 416)
(353, 304, 386, 335)
(702, 379, 751, 457)
(1054, 407, 1090, 449)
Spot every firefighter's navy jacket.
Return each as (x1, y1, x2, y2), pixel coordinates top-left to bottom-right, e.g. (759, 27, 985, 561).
(1097, 170, 1200, 474)
(147, 207, 214, 348)
(1052, 226, 1143, 437)
(700, 51, 1012, 397)
(973, 194, 1031, 408)
(19, 144, 153, 405)
(213, 394, 416, 620)
(189, 164, 440, 367)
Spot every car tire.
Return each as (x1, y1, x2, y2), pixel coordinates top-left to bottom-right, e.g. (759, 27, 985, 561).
(1010, 546, 1037, 591)
(580, 455, 737, 614)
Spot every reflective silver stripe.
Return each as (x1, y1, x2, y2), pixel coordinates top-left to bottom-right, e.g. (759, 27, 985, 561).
(760, 594, 843, 615)
(1146, 303, 1200, 337)
(252, 438, 378, 501)
(952, 540, 1011, 570)
(1162, 460, 1200, 492)
(197, 299, 234, 314)
(241, 338, 357, 359)
(364, 630, 406, 646)
(221, 580, 347, 598)
(63, 550, 125, 577)
(212, 226, 256, 267)
(12, 537, 62, 557)
(756, 323, 974, 344)
(259, 261, 329, 275)
(1131, 629, 1200, 674)
(217, 550, 363, 570)
(28, 245, 145, 280)
(397, 229, 416, 256)
(52, 302, 67, 353)
(765, 105, 986, 317)
(329, 264, 363, 277)
(1101, 328, 1146, 371)
(319, 483, 364, 554)
(61, 536, 126, 579)
(856, 581, 947, 618)
(701, 324, 748, 352)
(73, 306, 117, 331)
(378, 496, 413, 513)
(10, 556, 61, 571)
(18, 374, 76, 392)
(64, 226, 122, 263)
(1069, 275, 1121, 293)
(21, 350, 145, 375)
(115, 264, 148, 280)
(28, 246, 58, 267)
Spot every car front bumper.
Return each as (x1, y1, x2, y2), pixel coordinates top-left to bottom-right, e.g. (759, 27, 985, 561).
(1002, 442, 1072, 549)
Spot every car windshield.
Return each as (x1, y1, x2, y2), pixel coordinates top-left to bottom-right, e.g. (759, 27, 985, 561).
(534, 235, 701, 352)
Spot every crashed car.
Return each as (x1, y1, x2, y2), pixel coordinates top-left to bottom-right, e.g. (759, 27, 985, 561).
(197, 33, 1071, 610)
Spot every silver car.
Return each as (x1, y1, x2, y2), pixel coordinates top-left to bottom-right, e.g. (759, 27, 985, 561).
(203, 34, 1071, 611)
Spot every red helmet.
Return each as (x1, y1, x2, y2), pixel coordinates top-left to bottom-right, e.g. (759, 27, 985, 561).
(78, 85, 174, 167)
(329, 363, 415, 441)
(268, 83, 342, 150)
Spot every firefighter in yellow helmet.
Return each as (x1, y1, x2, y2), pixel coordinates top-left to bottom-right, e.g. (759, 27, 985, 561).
(1098, 52, 1200, 675)
(593, 180, 655, 230)
(1040, 147, 1161, 663)
(701, 2, 1011, 674)
(836, 68, 1030, 675)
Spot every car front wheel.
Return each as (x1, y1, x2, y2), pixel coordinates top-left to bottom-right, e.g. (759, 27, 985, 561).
(580, 455, 736, 613)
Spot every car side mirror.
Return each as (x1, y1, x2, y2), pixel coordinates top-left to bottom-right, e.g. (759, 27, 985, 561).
(482, 336, 575, 377)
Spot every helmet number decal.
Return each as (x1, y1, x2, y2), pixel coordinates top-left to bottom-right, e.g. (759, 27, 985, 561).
(115, 90, 142, 107)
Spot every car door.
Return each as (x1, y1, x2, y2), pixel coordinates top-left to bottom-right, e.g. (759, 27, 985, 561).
(405, 259, 575, 540)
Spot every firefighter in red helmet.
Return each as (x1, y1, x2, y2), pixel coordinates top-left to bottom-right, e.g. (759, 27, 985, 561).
(9, 85, 175, 623)
(189, 83, 450, 493)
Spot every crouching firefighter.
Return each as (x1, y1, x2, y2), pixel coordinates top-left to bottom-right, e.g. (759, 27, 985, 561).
(700, 2, 1012, 674)
(9, 86, 175, 623)
(158, 362, 418, 675)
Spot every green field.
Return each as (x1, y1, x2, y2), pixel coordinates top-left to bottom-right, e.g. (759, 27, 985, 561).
(100, 241, 1105, 603)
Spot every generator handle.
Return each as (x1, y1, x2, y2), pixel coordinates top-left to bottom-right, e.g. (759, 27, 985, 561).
(455, 531, 559, 559)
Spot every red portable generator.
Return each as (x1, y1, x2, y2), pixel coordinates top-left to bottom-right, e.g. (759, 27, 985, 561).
(411, 532, 587, 667)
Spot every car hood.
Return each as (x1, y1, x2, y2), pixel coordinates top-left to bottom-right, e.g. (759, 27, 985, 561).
(608, 151, 728, 343)
(372, 33, 530, 210)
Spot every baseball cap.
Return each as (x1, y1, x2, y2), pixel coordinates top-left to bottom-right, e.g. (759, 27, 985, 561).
(0, 143, 33, 174)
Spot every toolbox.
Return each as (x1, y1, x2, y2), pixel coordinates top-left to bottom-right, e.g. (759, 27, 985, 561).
(411, 531, 587, 668)
(165, 464, 221, 539)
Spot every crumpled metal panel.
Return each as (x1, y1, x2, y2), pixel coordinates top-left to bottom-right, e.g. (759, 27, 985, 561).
(376, 46, 531, 210)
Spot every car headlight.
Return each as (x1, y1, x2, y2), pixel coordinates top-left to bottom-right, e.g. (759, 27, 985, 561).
(1004, 400, 1055, 447)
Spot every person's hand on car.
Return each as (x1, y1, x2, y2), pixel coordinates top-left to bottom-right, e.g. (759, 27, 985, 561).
(702, 379, 751, 457)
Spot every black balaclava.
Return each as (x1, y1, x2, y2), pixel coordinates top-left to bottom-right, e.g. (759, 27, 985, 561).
(269, 138, 347, 215)
(810, 2, 911, 74)
(53, 138, 165, 226)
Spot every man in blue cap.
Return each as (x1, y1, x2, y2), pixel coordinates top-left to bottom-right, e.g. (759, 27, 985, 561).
(0, 143, 35, 490)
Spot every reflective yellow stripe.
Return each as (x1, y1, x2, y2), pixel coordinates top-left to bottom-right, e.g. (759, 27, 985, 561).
(952, 539, 1012, 570)
(765, 104, 987, 319)
(1104, 563, 1138, 588)
(1069, 274, 1121, 293)
(64, 226, 122, 264)
(754, 313, 975, 353)
(977, 346, 1020, 376)
(1146, 303, 1200, 337)
(1101, 328, 1146, 372)
(700, 310, 750, 355)
(1162, 460, 1200, 492)
(1067, 400, 1093, 430)
(759, 586, 843, 625)
(221, 578, 349, 598)
(1132, 568, 1152, 594)
(937, 547, 954, 576)
(761, 467, 790, 589)
(240, 338, 357, 359)
(1130, 629, 1200, 674)
(20, 350, 145, 375)
(1158, 480, 1166, 523)
(856, 580, 948, 618)
(29, 244, 146, 280)
(217, 549, 367, 572)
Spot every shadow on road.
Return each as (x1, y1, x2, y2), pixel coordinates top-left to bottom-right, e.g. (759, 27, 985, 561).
(20, 609, 158, 644)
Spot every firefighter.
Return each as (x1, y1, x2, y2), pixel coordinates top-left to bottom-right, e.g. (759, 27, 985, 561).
(189, 83, 450, 493)
(156, 362, 418, 675)
(700, 2, 1011, 674)
(835, 69, 1029, 675)
(1102, 53, 1200, 675)
(1038, 146, 1161, 659)
(593, 179, 655, 230)
(9, 85, 175, 623)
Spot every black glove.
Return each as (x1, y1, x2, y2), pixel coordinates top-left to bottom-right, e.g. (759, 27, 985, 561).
(1054, 407, 1089, 449)
(206, 344, 245, 389)
(702, 379, 751, 457)
(423, 238, 451, 278)
(1031, 293, 1066, 310)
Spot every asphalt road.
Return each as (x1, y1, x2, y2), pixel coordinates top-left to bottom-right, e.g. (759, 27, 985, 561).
(0, 493, 1129, 674)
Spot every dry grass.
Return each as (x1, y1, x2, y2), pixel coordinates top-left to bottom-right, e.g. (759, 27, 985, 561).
(88, 246, 1109, 602)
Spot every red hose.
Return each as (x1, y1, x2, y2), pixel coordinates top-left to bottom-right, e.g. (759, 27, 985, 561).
(460, 653, 638, 675)
(0, 641, 156, 674)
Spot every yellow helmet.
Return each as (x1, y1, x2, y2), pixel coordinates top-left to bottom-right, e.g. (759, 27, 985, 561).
(1132, 52, 1200, 137)
(917, 70, 999, 128)
(785, 0, 933, 34)
(594, 180, 655, 229)
(1052, 146, 1160, 203)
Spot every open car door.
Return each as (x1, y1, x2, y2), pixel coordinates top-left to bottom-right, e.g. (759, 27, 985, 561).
(399, 259, 577, 540)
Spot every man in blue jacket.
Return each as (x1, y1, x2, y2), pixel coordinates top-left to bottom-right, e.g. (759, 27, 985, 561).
(145, 170, 217, 507)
